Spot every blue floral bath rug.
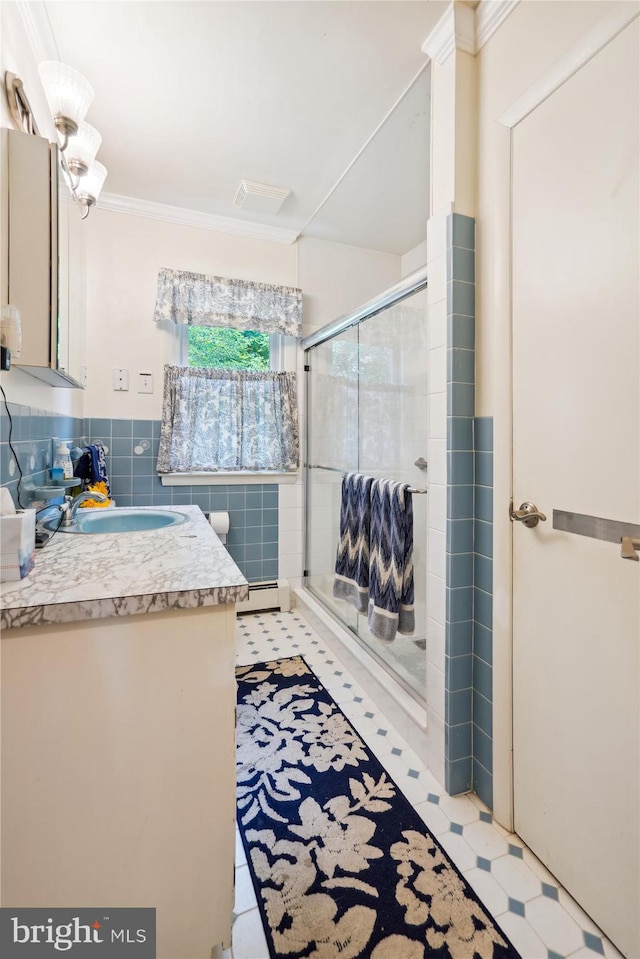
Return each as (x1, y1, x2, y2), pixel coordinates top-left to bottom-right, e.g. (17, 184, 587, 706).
(236, 656, 521, 959)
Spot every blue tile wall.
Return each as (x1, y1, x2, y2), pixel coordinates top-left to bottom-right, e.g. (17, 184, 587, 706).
(0, 407, 278, 584)
(444, 213, 475, 796)
(473, 415, 493, 809)
(444, 215, 494, 808)
(0, 402, 85, 508)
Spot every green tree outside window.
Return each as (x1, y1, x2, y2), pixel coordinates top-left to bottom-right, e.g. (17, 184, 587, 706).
(188, 327, 270, 370)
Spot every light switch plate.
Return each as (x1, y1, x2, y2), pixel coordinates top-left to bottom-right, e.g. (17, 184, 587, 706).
(137, 371, 153, 394)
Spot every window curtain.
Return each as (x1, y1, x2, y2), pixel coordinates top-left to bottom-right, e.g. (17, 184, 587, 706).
(153, 268, 303, 338)
(157, 366, 299, 473)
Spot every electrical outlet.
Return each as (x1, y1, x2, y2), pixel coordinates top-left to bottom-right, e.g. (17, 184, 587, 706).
(113, 368, 129, 391)
(137, 371, 153, 394)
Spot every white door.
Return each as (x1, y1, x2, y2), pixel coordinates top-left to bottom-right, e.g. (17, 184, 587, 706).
(512, 19, 639, 958)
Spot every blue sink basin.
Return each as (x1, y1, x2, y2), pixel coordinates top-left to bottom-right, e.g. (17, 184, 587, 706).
(45, 508, 189, 535)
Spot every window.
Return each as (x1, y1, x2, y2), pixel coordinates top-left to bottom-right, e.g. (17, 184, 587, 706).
(155, 269, 301, 478)
(187, 326, 271, 370)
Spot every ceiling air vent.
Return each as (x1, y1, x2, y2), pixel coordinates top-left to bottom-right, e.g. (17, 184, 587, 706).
(233, 180, 291, 215)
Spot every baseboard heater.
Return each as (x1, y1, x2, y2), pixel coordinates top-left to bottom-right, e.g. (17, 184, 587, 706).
(236, 579, 290, 614)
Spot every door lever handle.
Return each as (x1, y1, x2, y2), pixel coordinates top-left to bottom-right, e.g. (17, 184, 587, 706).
(510, 502, 547, 528)
(620, 536, 640, 561)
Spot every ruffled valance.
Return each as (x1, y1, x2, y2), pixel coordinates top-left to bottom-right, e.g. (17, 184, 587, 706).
(153, 268, 303, 338)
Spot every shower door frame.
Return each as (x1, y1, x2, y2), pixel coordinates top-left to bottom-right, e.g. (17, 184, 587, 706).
(301, 266, 429, 704)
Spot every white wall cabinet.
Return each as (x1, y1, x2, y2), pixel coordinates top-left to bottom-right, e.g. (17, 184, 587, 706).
(3, 128, 86, 387)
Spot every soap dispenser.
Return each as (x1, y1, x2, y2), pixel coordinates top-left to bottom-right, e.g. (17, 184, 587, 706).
(54, 441, 73, 479)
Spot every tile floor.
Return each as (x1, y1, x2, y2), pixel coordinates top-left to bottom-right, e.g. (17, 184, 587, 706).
(226, 609, 623, 959)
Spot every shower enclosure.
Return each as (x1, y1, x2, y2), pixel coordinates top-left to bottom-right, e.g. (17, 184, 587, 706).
(303, 268, 428, 702)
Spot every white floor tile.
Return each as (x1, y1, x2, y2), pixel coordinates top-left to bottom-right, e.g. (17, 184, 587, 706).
(232, 908, 270, 959)
(558, 888, 608, 939)
(436, 831, 477, 872)
(491, 853, 544, 903)
(438, 792, 482, 826)
(412, 799, 451, 836)
(392, 772, 435, 807)
(235, 827, 247, 868)
(463, 867, 510, 918)
(526, 894, 585, 955)
(494, 911, 548, 959)
(235, 609, 620, 959)
(463, 819, 510, 860)
(234, 863, 259, 916)
(569, 949, 609, 959)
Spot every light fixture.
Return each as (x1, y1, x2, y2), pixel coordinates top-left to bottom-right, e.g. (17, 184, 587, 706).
(76, 160, 108, 219)
(38, 61, 94, 151)
(4, 65, 106, 219)
(65, 120, 102, 178)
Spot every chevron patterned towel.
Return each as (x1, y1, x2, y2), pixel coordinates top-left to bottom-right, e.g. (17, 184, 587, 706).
(333, 472, 373, 613)
(367, 478, 415, 643)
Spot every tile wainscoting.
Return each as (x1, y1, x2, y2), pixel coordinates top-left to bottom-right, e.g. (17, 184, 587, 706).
(0, 407, 279, 584)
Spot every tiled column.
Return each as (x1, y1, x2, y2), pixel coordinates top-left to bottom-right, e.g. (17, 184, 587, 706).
(444, 213, 476, 795)
(473, 416, 494, 808)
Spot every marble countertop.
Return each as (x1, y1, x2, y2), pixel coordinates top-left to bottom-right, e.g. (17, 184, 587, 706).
(1, 505, 249, 630)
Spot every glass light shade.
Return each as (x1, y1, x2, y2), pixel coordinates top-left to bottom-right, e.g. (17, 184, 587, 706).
(79, 160, 107, 202)
(38, 61, 94, 125)
(66, 121, 102, 172)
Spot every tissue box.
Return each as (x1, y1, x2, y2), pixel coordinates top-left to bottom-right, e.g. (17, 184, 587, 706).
(1, 509, 36, 582)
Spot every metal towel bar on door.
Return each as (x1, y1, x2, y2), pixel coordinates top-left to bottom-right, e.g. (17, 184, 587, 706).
(553, 510, 640, 561)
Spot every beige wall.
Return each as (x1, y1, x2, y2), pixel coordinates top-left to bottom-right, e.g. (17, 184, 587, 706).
(83, 210, 299, 418)
(298, 235, 400, 337)
(401, 239, 428, 277)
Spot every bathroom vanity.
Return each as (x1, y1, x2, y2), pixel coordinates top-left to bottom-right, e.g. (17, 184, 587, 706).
(0, 506, 248, 958)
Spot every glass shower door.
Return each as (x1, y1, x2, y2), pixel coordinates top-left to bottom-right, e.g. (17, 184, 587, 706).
(355, 290, 428, 699)
(304, 284, 428, 703)
(305, 326, 359, 631)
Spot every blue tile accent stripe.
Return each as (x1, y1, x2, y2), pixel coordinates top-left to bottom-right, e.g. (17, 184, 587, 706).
(445, 213, 475, 797)
(474, 415, 493, 809)
(1, 408, 278, 583)
(444, 215, 494, 808)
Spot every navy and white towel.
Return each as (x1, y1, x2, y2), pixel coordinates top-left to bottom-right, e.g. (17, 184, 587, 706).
(332, 472, 373, 613)
(333, 473, 415, 643)
(367, 478, 415, 643)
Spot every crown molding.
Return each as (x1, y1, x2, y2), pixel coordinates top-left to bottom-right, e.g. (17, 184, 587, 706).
(475, 1, 520, 52)
(16, 1, 59, 62)
(97, 193, 300, 245)
(422, 2, 475, 65)
(422, 1, 521, 63)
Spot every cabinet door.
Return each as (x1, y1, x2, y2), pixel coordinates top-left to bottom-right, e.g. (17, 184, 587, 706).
(58, 186, 86, 386)
(7, 128, 56, 371)
(5, 128, 85, 388)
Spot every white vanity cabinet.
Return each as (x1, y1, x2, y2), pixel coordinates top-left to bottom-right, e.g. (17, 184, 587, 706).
(1, 605, 237, 958)
(2, 128, 86, 387)
(0, 507, 248, 958)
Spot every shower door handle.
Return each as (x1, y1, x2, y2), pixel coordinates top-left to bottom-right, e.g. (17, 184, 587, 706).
(414, 457, 428, 472)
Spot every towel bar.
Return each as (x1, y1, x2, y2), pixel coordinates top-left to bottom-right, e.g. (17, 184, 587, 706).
(306, 463, 428, 494)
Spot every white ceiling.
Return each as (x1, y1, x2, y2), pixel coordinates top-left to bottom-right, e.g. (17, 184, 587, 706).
(43, 1, 445, 254)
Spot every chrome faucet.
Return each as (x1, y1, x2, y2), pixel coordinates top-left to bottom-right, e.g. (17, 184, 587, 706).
(60, 490, 108, 526)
